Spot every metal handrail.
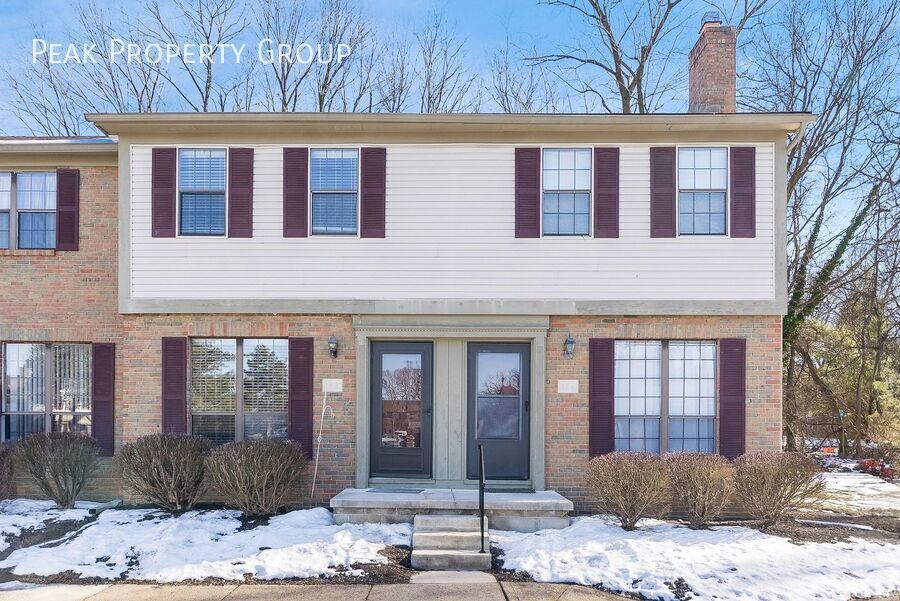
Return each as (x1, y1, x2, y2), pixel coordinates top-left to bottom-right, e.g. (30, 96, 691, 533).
(478, 443, 486, 554)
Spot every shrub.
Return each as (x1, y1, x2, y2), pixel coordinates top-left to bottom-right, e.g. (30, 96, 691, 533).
(665, 452, 733, 528)
(586, 452, 669, 530)
(118, 434, 212, 511)
(734, 451, 824, 527)
(0, 443, 15, 500)
(16, 433, 99, 509)
(206, 438, 308, 516)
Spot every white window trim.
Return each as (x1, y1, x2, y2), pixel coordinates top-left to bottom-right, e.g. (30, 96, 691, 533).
(308, 146, 362, 238)
(539, 145, 594, 239)
(675, 144, 730, 239)
(176, 146, 229, 239)
(1, 171, 58, 250)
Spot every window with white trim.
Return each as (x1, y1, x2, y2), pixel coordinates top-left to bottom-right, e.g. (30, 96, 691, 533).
(614, 340, 717, 453)
(311, 148, 358, 235)
(542, 148, 591, 236)
(678, 147, 727, 235)
(179, 148, 227, 236)
(2, 342, 92, 441)
(189, 338, 288, 444)
(0, 172, 58, 250)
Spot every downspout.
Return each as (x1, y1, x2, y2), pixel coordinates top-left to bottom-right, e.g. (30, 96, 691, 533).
(787, 122, 808, 153)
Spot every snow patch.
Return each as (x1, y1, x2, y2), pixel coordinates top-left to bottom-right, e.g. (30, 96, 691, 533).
(493, 515, 900, 601)
(0, 499, 96, 552)
(0, 506, 410, 582)
(820, 472, 900, 515)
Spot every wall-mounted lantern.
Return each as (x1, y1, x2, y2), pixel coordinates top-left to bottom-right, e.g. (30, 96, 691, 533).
(328, 335, 339, 358)
(563, 334, 576, 360)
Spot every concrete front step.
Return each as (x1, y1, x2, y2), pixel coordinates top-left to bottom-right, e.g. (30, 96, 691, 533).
(412, 530, 486, 551)
(410, 548, 492, 571)
(413, 514, 487, 532)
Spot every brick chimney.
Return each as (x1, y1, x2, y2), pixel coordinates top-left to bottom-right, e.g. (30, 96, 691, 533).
(688, 14, 736, 113)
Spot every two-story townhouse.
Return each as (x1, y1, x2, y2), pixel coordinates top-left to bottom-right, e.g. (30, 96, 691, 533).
(1, 19, 815, 521)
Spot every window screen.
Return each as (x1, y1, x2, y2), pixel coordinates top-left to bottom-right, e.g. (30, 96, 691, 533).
(542, 148, 590, 235)
(311, 149, 358, 235)
(678, 147, 727, 235)
(179, 149, 226, 236)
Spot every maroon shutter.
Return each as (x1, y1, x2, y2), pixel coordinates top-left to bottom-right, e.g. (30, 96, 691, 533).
(55, 169, 80, 251)
(283, 147, 309, 237)
(593, 148, 619, 238)
(288, 337, 314, 457)
(719, 338, 747, 459)
(588, 338, 615, 457)
(360, 147, 387, 238)
(91, 343, 115, 456)
(228, 148, 254, 238)
(515, 148, 541, 238)
(152, 148, 177, 238)
(730, 147, 756, 238)
(650, 147, 676, 238)
(161, 337, 188, 434)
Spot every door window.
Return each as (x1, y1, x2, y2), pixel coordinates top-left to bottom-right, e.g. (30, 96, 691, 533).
(475, 351, 522, 440)
(380, 353, 423, 448)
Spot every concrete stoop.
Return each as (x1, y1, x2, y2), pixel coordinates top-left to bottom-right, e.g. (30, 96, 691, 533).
(410, 514, 492, 571)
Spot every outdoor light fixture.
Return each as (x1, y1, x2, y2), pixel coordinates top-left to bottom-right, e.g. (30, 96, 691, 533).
(564, 334, 576, 359)
(328, 335, 339, 358)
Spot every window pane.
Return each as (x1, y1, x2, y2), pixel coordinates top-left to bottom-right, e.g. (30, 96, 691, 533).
(477, 352, 520, 396)
(180, 193, 225, 236)
(679, 192, 726, 236)
(3, 343, 45, 413)
(18, 212, 56, 249)
(668, 417, 715, 453)
(476, 396, 520, 439)
(311, 192, 358, 235)
(614, 341, 662, 453)
(381, 353, 422, 448)
(192, 414, 235, 445)
(0, 212, 8, 249)
(543, 149, 591, 195)
(668, 341, 716, 453)
(243, 339, 288, 413)
(16, 173, 56, 210)
(543, 191, 590, 236)
(311, 149, 358, 191)
(3, 414, 45, 442)
(678, 147, 727, 195)
(190, 339, 236, 413)
(0, 173, 10, 209)
(244, 413, 288, 440)
(52, 413, 91, 434)
(179, 149, 226, 192)
(52, 344, 92, 413)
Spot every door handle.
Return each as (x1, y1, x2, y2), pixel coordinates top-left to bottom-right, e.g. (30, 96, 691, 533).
(424, 408, 432, 416)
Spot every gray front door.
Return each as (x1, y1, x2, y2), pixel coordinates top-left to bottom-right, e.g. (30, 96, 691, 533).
(370, 341, 433, 478)
(467, 342, 530, 480)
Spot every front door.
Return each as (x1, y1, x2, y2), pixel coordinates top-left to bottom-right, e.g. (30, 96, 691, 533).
(370, 341, 433, 478)
(467, 342, 530, 480)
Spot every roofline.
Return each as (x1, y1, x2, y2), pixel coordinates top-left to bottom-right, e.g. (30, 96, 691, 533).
(86, 111, 816, 137)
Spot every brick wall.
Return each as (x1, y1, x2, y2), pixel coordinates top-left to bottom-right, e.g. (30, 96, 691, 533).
(688, 23, 737, 113)
(545, 315, 782, 510)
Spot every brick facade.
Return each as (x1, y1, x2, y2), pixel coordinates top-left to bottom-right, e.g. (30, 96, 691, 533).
(688, 22, 737, 113)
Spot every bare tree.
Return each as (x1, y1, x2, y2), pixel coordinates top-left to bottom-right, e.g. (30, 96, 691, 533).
(489, 37, 561, 113)
(145, 0, 250, 112)
(374, 38, 413, 113)
(415, 12, 479, 113)
(312, 0, 373, 112)
(254, 0, 314, 112)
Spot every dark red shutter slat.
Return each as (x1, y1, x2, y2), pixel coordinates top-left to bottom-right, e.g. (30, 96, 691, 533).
(515, 148, 541, 238)
(228, 148, 254, 238)
(593, 148, 619, 238)
(650, 147, 676, 238)
(719, 338, 747, 459)
(283, 147, 309, 237)
(588, 338, 615, 457)
(360, 147, 386, 238)
(91, 343, 115, 457)
(288, 337, 314, 457)
(55, 169, 80, 251)
(152, 148, 177, 238)
(161, 337, 188, 434)
(730, 147, 756, 238)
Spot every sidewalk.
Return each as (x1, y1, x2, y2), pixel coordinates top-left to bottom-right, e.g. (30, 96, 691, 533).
(0, 580, 626, 601)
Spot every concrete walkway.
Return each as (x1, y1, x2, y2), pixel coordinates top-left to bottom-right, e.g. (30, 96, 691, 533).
(0, 579, 626, 601)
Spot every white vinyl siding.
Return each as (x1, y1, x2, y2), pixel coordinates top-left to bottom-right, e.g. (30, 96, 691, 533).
(129, 143, 776, 302)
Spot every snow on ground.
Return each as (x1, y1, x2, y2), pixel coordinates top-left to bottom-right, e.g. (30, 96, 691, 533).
(820, 472, 900, 515)
(493, 516, 900, 601)
(0, 506, 410, 582)
(0, 499, 97, 552)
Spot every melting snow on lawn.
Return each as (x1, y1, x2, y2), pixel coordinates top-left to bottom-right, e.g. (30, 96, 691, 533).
(494, 516, 900, 601)
(0, 506, 409, 582)
(0, 499, 96, 552)
(820, 472, 900, 515)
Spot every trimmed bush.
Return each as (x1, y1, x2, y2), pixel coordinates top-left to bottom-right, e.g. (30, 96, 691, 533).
(118, 434, 212, 511)
(734, 451, 824, 527)
(0, 443, 15, 500)
(16, 433, 99, 509)
(586, 452, 669, 530)
(665, 452, 733, 528)
(206, 438, 308, 517)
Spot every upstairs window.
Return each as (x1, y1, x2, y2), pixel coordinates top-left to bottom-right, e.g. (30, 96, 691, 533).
(0, 172, 58, 250)
(311, 148, 358, 235)
(2, 342, 92, 441)
(0, 173, 10, 249)
(678, 147, 727, 235)
(179, 149, 226, 236)
(189, 338, 289, 444)
(542, 148, 591, 236)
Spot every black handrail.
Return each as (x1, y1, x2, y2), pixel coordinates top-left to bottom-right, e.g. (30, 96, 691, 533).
(478, 443, 486, 554)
